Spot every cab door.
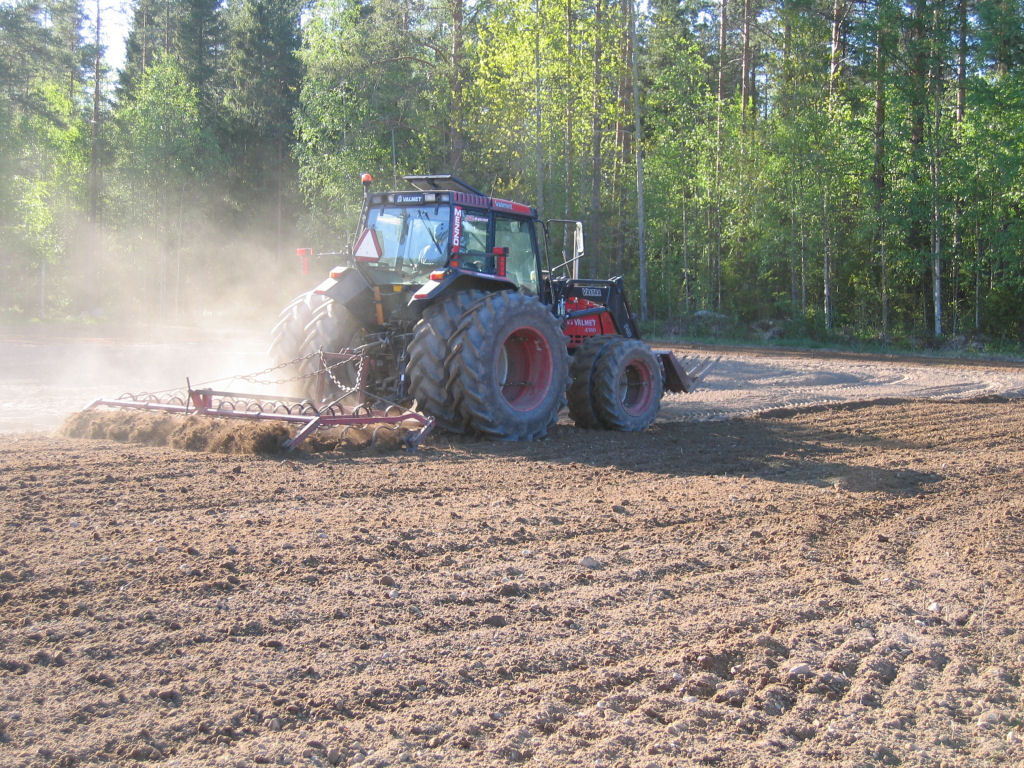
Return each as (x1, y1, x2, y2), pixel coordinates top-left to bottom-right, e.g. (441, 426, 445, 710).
(493, 214, 541, 292)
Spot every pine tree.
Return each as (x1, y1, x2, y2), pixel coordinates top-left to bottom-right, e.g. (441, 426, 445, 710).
(222, 0, 303, 249)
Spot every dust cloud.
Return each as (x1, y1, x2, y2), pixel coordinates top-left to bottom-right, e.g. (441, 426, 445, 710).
(0, 324, 275, 433)
(0, 218, 328, 433)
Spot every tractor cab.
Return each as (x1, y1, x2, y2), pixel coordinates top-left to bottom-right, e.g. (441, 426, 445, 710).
(338, 174, 642, 346)
(353, 175, 545, 305)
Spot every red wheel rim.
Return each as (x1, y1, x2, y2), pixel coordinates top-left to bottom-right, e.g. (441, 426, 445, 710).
(618, 357, 654, 415)
(496, 326, 554, 411)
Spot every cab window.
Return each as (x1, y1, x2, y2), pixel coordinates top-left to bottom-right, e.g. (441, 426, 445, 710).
(494, 215, 538, 289)
(461, 210, 489, 253)
(363, 204, 449, 284)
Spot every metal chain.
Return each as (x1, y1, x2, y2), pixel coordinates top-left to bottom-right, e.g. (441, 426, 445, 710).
(316, 346, 415, 415)
(230, 351, 325, 388)
(320, 348, 363, 399)
(113, 347, 421, 413)
(111, 345, 425, 420)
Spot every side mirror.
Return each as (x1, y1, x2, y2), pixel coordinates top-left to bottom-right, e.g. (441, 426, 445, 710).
(572, 222, 585, 279)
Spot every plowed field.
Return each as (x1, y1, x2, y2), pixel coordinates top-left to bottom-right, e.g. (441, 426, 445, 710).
(1, 333, 1023, 767)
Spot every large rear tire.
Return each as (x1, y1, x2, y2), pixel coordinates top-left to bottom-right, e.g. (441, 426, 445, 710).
(406, 289, 488, 433)
(590, 338, 663, 431)
(449, 291, 568, 440)
(298, 301, 366, 403)
(567, 335, 618, 429)
(269, 291, 328, 395)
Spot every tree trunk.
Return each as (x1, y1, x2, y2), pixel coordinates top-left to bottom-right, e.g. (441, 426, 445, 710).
(450, 0, 465, 171)
(682, 190, 691, 314)
(800, 217, 807, 315)
(741, 0, 751, 121)
(588, 0, 604, 278)
(991, 0, 1011, 76)
(781, 0, 791, 118)
(951, 0, 967, 332)
(974, 221, 981, 330)
(822, 189, 833, 330)
(89, 0, 102, 225)
(873, 2, 889, 337)
(713, 0, 727, 311)
(141, 4, 148, 71)
(789, 210, 798, 314)
(823, 0, 845, 331)
(829, 0, 846, 96)
(627, 0, 647, 321)
(563, 0, 575, 252)
(930, 7, 943, 337)
(612, 0, 631, 276)
(535, 0, 544, 215)
(908, 0, 928, 324)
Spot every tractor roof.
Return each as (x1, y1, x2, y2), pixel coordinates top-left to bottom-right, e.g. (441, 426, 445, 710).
(403, 174, 485, 196)
(371, 174, 537, 218)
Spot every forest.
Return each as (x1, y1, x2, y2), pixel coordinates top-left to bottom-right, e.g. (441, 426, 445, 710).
(1, 0, 1022, 345)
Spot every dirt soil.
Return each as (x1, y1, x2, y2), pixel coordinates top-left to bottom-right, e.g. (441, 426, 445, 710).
(1, 341, 1024, 767)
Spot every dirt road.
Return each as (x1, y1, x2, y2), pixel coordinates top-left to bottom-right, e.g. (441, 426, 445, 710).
(1, 330, 1023, 767)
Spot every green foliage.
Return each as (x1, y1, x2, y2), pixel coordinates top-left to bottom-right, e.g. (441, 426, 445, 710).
(109, 56, 224, 317)
(1, 0, 1023, 337)
(1, 69, 87, 316)
(116, 58, 204, 179)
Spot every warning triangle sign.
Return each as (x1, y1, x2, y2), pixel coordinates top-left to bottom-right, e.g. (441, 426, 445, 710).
(354, 229, 382, 262)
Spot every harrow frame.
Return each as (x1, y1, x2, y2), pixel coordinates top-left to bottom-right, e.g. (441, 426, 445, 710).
(85, 371, 435, 452)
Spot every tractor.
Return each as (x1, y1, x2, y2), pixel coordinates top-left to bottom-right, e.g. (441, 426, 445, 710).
(270, 174, 699, 441)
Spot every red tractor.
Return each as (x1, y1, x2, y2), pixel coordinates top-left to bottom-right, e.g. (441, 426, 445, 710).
(271, 174, 698, 440)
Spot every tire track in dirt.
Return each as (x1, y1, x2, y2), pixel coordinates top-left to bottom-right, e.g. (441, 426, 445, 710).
(660, 350, 1024, 423)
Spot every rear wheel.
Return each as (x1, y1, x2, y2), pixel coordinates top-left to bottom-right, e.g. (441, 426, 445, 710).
(269, 291, 328, 395)
(590, 338, 663, 431)
(406, 289, 488, 433)
(449, 291, 568, 440)
(567, 335, 618, 429)
(298, 301, 366, 403)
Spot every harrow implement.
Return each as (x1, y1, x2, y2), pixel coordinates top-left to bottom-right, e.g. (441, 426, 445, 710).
(654, 351, 718, 394)
(84, 351, 435, 451)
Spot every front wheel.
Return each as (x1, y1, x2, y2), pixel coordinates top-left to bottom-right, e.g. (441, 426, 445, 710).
(449, 291, 568, 440)
(590, 338, 663, 431)
(567, 335, 618, 429)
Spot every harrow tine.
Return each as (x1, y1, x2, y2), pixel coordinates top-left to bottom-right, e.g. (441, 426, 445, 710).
(687, 356, 719, 383)
(370, 425, 391, 449)
(404, 416, 435, 451)
(654, 350, 720, 393)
